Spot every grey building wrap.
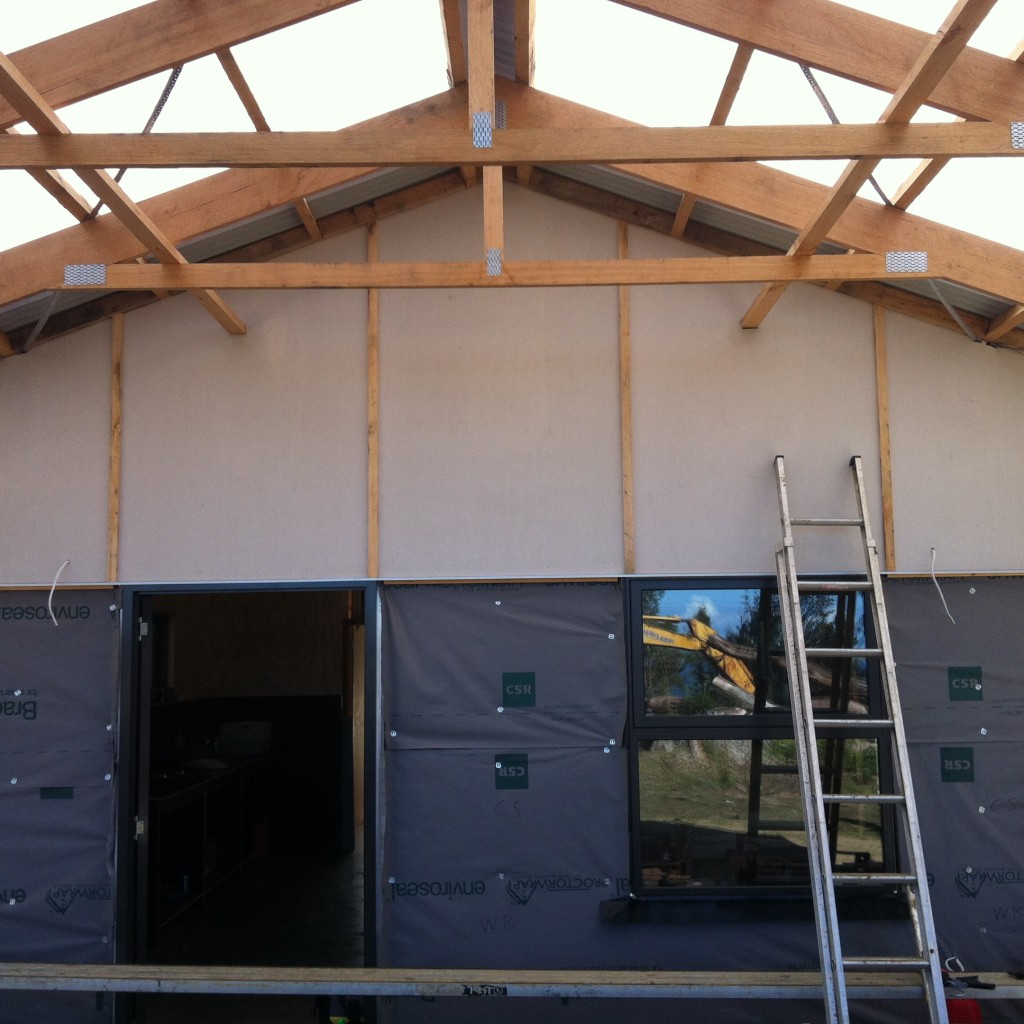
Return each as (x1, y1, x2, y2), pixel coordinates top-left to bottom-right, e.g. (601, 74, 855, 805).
(0, 589, 119, 1024)
(2, 579, 1023, 1022)
(377, 580, 1024, 1024)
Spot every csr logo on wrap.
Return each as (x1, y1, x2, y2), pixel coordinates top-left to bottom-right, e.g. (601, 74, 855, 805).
(940, 746, 975, 783)
(495, 753, 528, 790)
(46, 885, 112, 914)
(501, 672, 535, 708)
(948, 666, 983, 702)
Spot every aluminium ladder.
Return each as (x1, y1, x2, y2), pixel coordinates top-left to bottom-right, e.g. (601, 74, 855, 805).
(773, 455, 947, 1024)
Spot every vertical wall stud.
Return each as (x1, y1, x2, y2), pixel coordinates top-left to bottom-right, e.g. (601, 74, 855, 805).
(618, 222, 636, 575)
(107, 313, 124, 583)
(367, 223, 380, 578)
(873, 304, 896, 571)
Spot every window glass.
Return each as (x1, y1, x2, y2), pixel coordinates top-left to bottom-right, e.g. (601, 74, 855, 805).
(637, 737, 883, 890)
(641, 587, 870, 719)
(632, 581, 890, 895)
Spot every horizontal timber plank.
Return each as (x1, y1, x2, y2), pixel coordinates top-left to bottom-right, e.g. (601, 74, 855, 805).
(0, 122, 1020, 169)
(63, 254, 930, 291)
(0, 963, 942, 999)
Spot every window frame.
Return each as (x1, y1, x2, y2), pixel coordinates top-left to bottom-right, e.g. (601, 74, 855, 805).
(626, 576, 897, 900)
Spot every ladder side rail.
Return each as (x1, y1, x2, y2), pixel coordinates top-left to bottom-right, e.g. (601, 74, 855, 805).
(849, 458, 948, 1024)
(775, 458, 849, 1024)
(775, 551, 846, 1024)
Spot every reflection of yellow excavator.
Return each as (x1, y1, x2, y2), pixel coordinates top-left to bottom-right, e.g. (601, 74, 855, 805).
(643, 615, 756, 710)
(643, 614, 867, 713)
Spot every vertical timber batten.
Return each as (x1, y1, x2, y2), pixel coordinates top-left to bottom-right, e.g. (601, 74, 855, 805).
(367, 223, 381, 578)
(874, 304, 896, 571)
(107, 314, 124, 583)
(618, 222, 636, 574)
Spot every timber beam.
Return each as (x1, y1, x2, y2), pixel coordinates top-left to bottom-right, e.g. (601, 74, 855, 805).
(61, 253, 934, 291)
(0, 122, 1021, 169)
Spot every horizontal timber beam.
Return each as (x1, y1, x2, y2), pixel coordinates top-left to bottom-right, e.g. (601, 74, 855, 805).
(62, 254, 932, 291)
(0, 123, 1021, 169)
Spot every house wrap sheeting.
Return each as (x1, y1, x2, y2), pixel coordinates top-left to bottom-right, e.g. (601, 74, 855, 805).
(0, 588, 119, 1024)
(375, 582, 959, 1024)
(886, 576, 1024, 972)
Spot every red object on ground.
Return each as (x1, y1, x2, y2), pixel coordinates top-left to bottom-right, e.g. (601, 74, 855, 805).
(946, 997, 984, 1024)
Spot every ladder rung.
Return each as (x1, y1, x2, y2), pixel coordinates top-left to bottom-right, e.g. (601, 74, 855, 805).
(833, 873, 920, 887)
(821, 793, 905, 805)
(812, 717, 894, 730)
(795, 579, 868, 593)
(790, 517, 864, 527)
(806, 646, 882, 658)
(754, 819, 805, 831)
(842, 956, 931, 971)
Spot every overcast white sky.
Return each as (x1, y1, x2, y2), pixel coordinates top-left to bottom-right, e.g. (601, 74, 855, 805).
(1, 0, 1021, 253)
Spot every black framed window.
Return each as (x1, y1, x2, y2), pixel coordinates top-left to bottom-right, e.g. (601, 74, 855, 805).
(629, 578, 894, 896)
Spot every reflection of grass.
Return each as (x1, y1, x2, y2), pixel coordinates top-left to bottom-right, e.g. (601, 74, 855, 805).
(639, 740, 883, 863)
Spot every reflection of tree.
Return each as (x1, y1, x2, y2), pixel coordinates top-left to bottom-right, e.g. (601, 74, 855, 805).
(643, 599, 731, 715)
(642, 590, 680, 706)
(689, 605, 716, 707)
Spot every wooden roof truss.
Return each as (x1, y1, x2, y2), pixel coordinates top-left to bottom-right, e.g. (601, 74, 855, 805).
(0, 0, 1022, 356)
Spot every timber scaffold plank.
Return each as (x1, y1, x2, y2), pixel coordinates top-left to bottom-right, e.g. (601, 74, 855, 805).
(0, 963, 949, 1000)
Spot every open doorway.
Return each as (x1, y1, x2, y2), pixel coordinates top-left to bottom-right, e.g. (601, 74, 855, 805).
(126, 585, 372, 987)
